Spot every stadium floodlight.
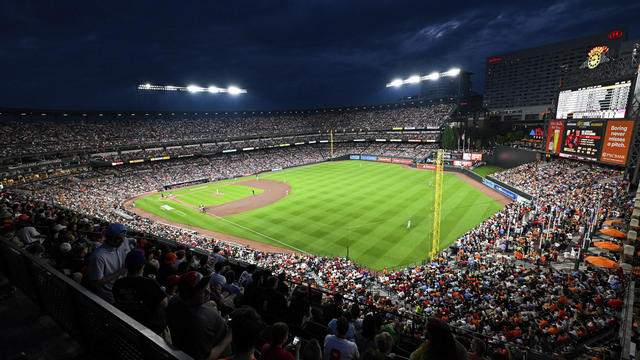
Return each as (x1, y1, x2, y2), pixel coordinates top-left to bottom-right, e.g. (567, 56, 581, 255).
(443, 68, 461, 77)
(388, 79, 403, 87)
(138, 83, 247, 94)
(406, 75, 421, 84)
(386, 68, 462, 88)
(425, 72, 440, 81)
(187, 85, 202, 93)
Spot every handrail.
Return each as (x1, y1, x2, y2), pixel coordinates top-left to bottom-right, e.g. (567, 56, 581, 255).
(0, 237, 193, 360)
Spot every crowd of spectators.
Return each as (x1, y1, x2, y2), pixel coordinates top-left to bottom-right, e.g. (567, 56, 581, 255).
(2, 152, 630, 359)
(491, 160, 588, 197)
(0, 103, 453, 157)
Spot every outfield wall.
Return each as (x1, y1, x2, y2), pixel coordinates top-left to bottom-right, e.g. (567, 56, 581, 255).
(484, 145, 539, 169)
(438, 164, 533, 202)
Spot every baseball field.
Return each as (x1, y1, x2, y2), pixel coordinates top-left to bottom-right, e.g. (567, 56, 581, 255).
(134, 161, 505, 270)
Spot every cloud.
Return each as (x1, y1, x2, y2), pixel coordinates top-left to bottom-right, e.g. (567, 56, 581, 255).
(400, 20, 462, 53)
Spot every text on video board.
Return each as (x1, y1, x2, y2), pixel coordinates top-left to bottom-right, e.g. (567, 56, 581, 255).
(556, 80, 631, 120)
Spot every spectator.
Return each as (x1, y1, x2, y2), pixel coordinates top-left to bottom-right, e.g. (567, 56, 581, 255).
(87, 223, 134, 303)
(261, 322, 296, 360)
(375, 332, 394, 360)
(467, 338, 487, 360)
(300, 339, 322, 360)
(356, 314, 377, 354)
(409, 318, 466, 360)
(112, 249, 168, 336)
(17, 218, 46, 245)
(324, 316, 359, 360)
(223, 306, 265, 360)
(167, 271, 229, 360)
(210, 260, 227, 289)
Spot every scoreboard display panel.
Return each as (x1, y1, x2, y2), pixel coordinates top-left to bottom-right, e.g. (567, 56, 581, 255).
(556, 80, 632, 120)
(560, 121, 605, 161)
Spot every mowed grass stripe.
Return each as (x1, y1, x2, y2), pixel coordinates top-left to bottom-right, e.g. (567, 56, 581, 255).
(136, 161, 504, 269)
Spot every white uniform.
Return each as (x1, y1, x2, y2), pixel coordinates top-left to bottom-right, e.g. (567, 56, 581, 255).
(407, 219, 411, 229)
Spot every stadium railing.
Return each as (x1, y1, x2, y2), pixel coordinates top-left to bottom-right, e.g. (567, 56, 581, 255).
(0, 237, 193, 360)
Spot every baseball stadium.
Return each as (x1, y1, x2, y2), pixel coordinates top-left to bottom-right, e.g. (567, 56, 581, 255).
(1, 5, 640, 360)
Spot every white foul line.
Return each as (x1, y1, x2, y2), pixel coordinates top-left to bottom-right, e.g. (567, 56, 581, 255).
(207, 211, 305, 253)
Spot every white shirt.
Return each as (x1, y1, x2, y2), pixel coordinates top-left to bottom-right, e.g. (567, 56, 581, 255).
(17, 226, 43, 245)
(88, 238, 135, 303)
(324, 335, 359, 360)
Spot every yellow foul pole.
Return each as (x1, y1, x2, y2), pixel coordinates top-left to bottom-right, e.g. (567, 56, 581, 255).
(330, 130, 334, 159)
(430, 149, 444, 260)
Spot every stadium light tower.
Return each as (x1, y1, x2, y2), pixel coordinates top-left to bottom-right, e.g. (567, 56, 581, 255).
(386, 68, 460, 87)
(138, 83, 247, 94)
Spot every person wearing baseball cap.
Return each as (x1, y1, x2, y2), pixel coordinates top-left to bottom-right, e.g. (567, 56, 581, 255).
(87, 223, 135, 304)
(168, 270, 229, 360)
(113, 249, 168, 335)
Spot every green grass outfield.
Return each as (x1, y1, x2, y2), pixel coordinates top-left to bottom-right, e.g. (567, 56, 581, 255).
(135, 161, 504, 270)
(472, 165, 502, 178)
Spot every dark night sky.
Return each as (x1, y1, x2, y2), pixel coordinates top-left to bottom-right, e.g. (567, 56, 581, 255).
(1, 0, 639, 111)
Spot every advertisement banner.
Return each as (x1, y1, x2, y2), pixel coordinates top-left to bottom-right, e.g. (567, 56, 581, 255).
(482, 178, 495, 188)
(600, 120, 633, 165)
(462, 153, 482, 161)
(546, 121, 565, 153)
(150, 156, 170, 161)
(361, 155, 377, 161)
(129, 159, 144, 164)
(392, 158, 412, 164)
(494, 185, 517, 200)
(350, 155, 361, 160)
(111, 161, 124, 166)
(453, 160, 473, 167)
(418, 164, 436, 170)
(377, 157, 391, 163)
(271, 167, 283, 171)
(560, 121, 605, 161)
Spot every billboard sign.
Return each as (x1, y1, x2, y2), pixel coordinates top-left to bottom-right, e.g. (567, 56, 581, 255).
(377, 157, 392, 163)
(546, 121, 565, 153)
(350, 155, 361, 160)
(361, 155, 377, 161)
(600, 120, 633, 165)
(453, 160, 473, 167)
(392, 158, 412, 164)
(463, 153, 483, 161)
(418, 164, 436, 170)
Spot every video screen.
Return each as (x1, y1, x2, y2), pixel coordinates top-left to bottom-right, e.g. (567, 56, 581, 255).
(556, 80, 632, 119)
(560, 121, 605, 161)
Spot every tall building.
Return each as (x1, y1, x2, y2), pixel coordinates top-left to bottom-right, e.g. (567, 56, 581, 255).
(484, 29, 632, 121)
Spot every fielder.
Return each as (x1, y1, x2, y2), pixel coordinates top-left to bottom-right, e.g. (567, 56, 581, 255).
(407, 219, 411, 229)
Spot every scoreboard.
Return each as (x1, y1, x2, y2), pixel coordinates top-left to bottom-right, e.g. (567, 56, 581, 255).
(556, 80, 632, 120)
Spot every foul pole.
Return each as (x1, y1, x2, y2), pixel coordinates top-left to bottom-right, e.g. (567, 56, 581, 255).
(430, 149, 444, 260)
(330, 130, 334, 159)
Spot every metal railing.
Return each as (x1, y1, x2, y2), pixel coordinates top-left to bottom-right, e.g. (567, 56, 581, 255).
(0, 237, 192, 360)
